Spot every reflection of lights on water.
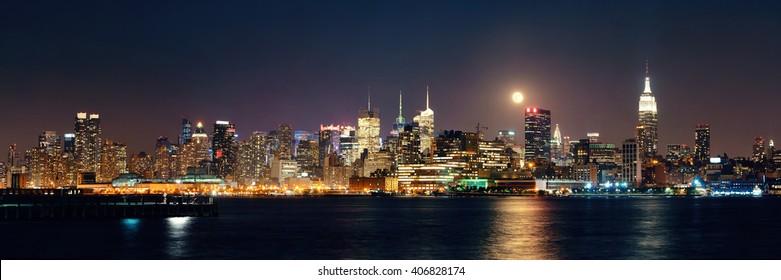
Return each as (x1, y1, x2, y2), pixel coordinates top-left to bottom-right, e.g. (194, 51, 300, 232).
(167, 217, 191, 234)
(167, 217, 191, 258)
(122, 218, 140, 230)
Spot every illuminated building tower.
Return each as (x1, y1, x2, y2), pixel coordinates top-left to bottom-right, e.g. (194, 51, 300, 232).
(63, 133, 76, 154)
(571, 139, 590, 165)
(179, 122, 211, 175)
(393, 91, 405, 136)
(129, 152, 153, 178)
(276, 123, 293, 159)
(319, 125, 345, 168)
(550, 125, 562, 164)
(98, 139, 126, 182)
(637, 61, 659, 158)
(340, 128, 359, 166)
(753, 137, 766, 162)
(771, 140, 781, 168)
(358, 91, 381, 155)
(587, 132, 600, 144)
(498, 130, 518, 148)
(211, 120, 238, 179)
(153, 137, 174, 179)
(296, 139, 317, 177)
(74, 112, 102, 173)
(249, 131, 269, 181)
(38, 131, 61, 153)
(523, 107, 552, 162)
(397, 123, 422, 164)
(179, 118, 192, 145)
(237, 141, 253, 184)
(413, 86, 434, 155)
(694, 124, 711, 163)
(293, 130, 316, 158)
(666, 144, 686, 162)
(621, 138, 641, 185)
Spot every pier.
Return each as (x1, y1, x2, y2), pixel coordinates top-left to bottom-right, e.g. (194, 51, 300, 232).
(0, 189, 218, 221)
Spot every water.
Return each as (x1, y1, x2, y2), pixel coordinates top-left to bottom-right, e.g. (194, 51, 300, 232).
(2, 196, 779, 259)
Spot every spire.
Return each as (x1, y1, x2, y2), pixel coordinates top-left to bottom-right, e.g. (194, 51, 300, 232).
(399, 90, 403, 118)
(367, 86, 371, 111)
(643, 60, 652, 94)
(426, 85, 430, 109)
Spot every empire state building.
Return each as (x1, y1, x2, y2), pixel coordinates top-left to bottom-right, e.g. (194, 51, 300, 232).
(637, 61, 658, 158)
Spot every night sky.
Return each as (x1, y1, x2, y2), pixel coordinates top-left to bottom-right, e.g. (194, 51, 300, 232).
(1, 0, 779, 157)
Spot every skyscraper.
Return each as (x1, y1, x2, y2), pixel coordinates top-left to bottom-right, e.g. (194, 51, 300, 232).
(497, 130, 518, 148)
(276, 123, 293, 160)
(413, 86, 434, 155)
(393, 91, 405, 136)
(752, 136, 766, 162)
(38, 130, 60, 153)
(63, 133, 76, 154)
(212, 120, 238, 179)
(694, 124, 710, 163)
(179, 118, 192, 145)
(524, 107, 552, 161)
(357, 91, 381, 155)
(637, 61, 659, 158)
(550, 124, 562, 164)
(74, 112, 102, 173)
(621, 138, 641, 185)
(179, 122, 211, 173)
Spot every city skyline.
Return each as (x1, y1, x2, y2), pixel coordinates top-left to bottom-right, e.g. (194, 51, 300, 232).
(1, 1, 779, 157)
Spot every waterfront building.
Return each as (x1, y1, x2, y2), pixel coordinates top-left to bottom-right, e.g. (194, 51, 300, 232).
(637, 62, 659, 158)
(211, 120, 238, 179)
(524, 107, 552, 162)
(270, 158, 299, 181)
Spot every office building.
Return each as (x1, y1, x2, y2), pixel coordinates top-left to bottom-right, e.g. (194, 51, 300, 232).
(524, 107, 552, 162)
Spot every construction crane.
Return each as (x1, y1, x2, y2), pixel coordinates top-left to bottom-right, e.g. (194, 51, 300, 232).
(475, 123, 489, 140)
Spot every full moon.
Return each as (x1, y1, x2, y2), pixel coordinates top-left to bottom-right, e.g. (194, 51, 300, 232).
(512, 91, 524, 103)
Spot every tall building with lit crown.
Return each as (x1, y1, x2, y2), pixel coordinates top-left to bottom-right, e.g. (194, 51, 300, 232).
(211, 120, 238, 179)
(524, 107, 552, 162)
(413, 86, 434, 155)
(753, 137, 766, 162)
(550, 124, 562, 164)
(357, 92, 381, 155)
(694, 124, 710, 163)
(179, 122, 211, 174)
(393, 91, 405, 136)
(637, 62, 659, 158)
(74, 112, 102, 173)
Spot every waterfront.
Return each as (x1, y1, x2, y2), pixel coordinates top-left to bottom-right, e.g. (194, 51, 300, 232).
(2, 196, 779, 259)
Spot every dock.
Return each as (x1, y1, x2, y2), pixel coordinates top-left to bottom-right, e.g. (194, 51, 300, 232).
(0, 189, 218, 221)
